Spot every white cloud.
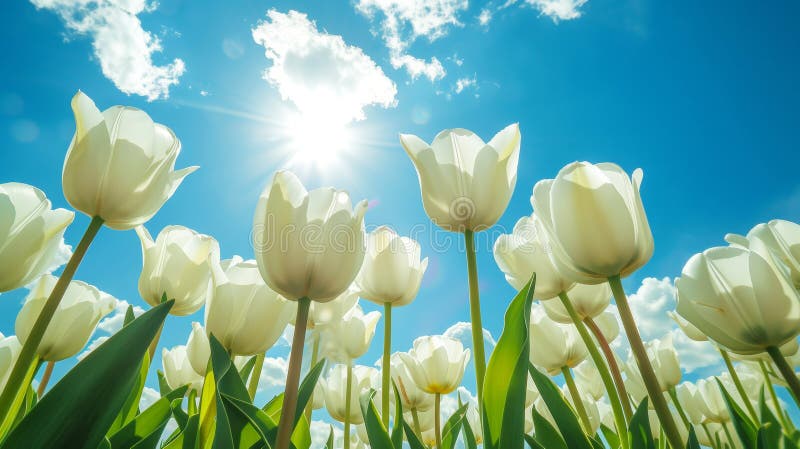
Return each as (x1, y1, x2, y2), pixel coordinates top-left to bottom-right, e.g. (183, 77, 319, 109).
(523, 0, 588, 22)
(356, 0, 469, 81)
(77, 336, 108, 360)
(444, 321, 497, 348)
(310, 420, 342, 449)
(30, 0, 185, 100)
(139, 386, 160, 410)
(251, 10, 397, 124)
(478, 8, 493, 26)
(454, 76, 476, 94)
(258, 356, 289, 391)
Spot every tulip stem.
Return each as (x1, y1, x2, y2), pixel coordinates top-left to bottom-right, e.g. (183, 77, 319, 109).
(382, 302, 392, 427)
(667, 387, 691, 433)
(0, 216, 103, 427)
(718, 349, 759, 424)
(188, 389, 198, 415)
(608, 275, 684, 449)
(274, 296, 311, 449)
(435, 393, 442, 449)
(701, 423, 717, 449)
(344, 361, 353, 449)
(722, 422, 737, 449)
(766, 345, 800, 409)
(759, 360, 791, 430)
(411, 408, 422, 438)
(584, 315, 634, 420)
(561, 366, 592, 435)
(36, 361, 55, 398)
(248, 352, 265, 401)
(305, 331, 320, 422)
(559, 293, 628, 445)
(463, 230, 486, 408)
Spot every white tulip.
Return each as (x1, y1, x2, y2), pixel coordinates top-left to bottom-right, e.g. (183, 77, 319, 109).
(624, 336, 682, 394)
(531, 162, 654, 283)
(0, 334, 22, 390)
(320, 305, 380, 362)
(186, 321, 210, 376)
(323, 364, 378, 425)
(398, 335, 470, 395)
(300, 289, 360, 329)
(675, 382, 705, 425)
(405, 407, 436, 432)
(0, 183, 74, 292)
(16, 275, 115, 361)
(311, 378, 325, 410)
(356, 226, 428, 307)
(529, 306, 588, 375)
(63, 91, 197, 230)
(542, 283, 611, 323)
(466, 405, 483, 444)
(648, 408, 688, 442)
(253, 170, 367, 302)
(667, 311, 707, 342)
(391, 352, 434, 412)
(162, 345, 204, 393)
(136, 225, 220, 315)
(591, 311, 621, 343)
(205, 256, 294, 356)
(574, 360, 605, 401)
(675, 245, 800, 354)
(493, 214, 573, 298)
(399, 124, 521, 232)
(733, 219, 800, 288)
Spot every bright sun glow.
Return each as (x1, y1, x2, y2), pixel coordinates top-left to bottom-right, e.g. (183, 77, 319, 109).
(282, 111, 354, 169)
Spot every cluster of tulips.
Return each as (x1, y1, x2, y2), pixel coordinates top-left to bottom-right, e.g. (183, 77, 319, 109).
(0, 90, 799, 449)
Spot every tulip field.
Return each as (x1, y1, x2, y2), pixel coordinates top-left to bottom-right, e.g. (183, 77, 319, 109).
(1, 89, 800, 449)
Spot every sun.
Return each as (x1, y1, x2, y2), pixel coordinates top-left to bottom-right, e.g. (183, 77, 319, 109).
(282, 111, 354, 169)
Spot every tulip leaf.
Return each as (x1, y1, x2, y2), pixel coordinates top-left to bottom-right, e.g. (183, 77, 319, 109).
(237, 356, 258, 385)
(390, 382, 404, 448)
(531, 407, 567, 449)
(107, 350, 150, 435)
(715, 378, 757, 449)
(359, 389, 395, 449)
(0, 300, 173, 449)
(482, 274, 534, 449)
(528, 364, 593, 449)
(442, 402, 468, 449)
(628, 399, 655, 449)
(756, 389, 782, 447)
(462, 414, 478, 449)
(403, 421, 427, 449)
(107, 385, 188, 449)
(600, 424, 620, 449)
(293, 360, 324, 428)
(158, 370, 171, 397)
(685, 427, 702, 449)
(524, 434, 544, 449)
(325, 425, 334, 449)
(162, 414, 200, 449)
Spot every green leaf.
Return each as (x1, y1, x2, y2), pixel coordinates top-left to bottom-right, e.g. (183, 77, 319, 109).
(293, 360, 324, 428)
(162, 414, 200, 449)
(528, 364, 593, 449)
(531, 407, 567, 449)
(716, 378, 756, 449)
(402, 421, 427, 449)
(238, 356, 258, 386)
(756, 388, 782, 447)
(390, 382, 404, 449)
(524, 434, 545, 449)
(107, 385, 188, 449)
(359, 389, 394, 449)
(462, 414, 478, 449)
(685, 428, 701, 449)
(482, 274, 535, 449)
(600, 424, 621, 449)
(629, 399, 656, 449)
(324, 425, 334, 449)
(107, 350, 151, 435)
(0, 300, 173, 449)
(158, 371, 171, 397)
(442, 403, 468, 449)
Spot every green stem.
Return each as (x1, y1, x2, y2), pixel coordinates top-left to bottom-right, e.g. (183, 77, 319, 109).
(0, 216, 102, 426)
(463, 230, 486, 409)
(0, 357, 41, 437)
(561, 366, 592, 435)
(305, 331, 321, 422)
(248, 352, 265, 400)
(609, 275, 684, 449)
(759, 360, 790, 430)
(720, 349, 759, 423)
(668, 387, 691, 434)
(722, 422, 736, 449)
(36, 361, 55, 397)
(766, 345, 800, 409)
(274, 297, 311, 449)
(701, 423, 717, 449)
(382, 302, 392, 427)
(344, 361, 353, 449)
(188, 389, 198, 415)
(585, 315, 634, 421)
(559, 293, 628, 446)
(411, 408, 422, 439)
(435, 393, 442, 449)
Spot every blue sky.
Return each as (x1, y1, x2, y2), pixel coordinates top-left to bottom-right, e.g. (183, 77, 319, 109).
(2, 0, 800, 442)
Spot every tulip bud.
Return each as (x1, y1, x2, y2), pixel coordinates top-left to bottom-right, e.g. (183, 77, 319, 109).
(592, 311, 621, 343)
(531, 162, 654, 283)
(466, 406, 483, 444)
(136, 225, 220, 315)
(162, 345, 204, 393)
(541, 282, 611, 323)
(400, 124, 521, 232)
(323, 364, 378, 424)
(0, 183, 74, 292)
(398, 335, 470, 395)
(493, 214, 574, 298)
(295, 289, 359, 329)
(675, 382, 705, 425)
(63, 91, 197, 230)
(390, 352, 434, 412)
(253, 171, 368, 302)
(624, 336, 682, 394)
(675, 245, 800, 354)
(667, 311, 707, 342)
(529, 306, 588, 375)
(186, 322, 211, 376)
(205, 256, 294, 356)
(16, 275, 115, 361)
(356, 226, 428, 307)
(0, 334, 22, 390)
(320, 305, 380, 362)
(574, 360, 605, 401)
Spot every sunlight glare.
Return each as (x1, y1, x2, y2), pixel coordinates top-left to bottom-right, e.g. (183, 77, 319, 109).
(283, 111, 353, 169)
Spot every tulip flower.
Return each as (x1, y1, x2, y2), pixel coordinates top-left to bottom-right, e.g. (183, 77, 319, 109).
(667, 311, 707, 342)
(391, 352, 434, 412)
(729, 219, 800, 288)
(300, 289, 360, 330)
(574, 360, 605, 401)
(531, 161, 686, 447)
(541, 282, 611, 324)
(205, 256, 294, 356)
(253, 170, 367, 449)
(319, 305, 380, 363)
(676, 243, 800, 406)
(355, 226, 427, 425)
(529, 308, 588, 375)
(0, 335, 21, 391)
(399, 335, 470, 449)
(16, 275, 115, 361)
(136, 225, 220, 315)
(186, 322, 210, 376)
(162, 345, 204, 394)
(624, 336, 682, 394)
(466, 406, 483, 445)
(63, 91, 197, 230)
(401, 124, 520, 407)
(0, 183, 74, 292)
(323, 364, 377, 448)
